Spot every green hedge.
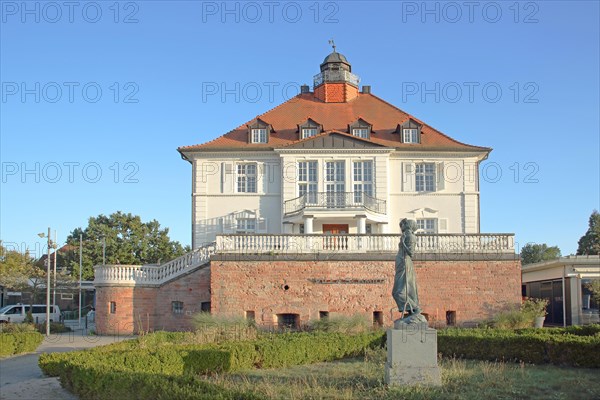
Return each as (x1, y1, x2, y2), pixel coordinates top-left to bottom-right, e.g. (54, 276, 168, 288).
(39, 330, 385, 399)
(438, 327, 600, 368)
(0, 331, 44, 357)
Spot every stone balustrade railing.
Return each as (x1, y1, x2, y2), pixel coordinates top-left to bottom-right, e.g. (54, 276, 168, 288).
(94, 242, 216, 286)
(216, 234, 515, 254)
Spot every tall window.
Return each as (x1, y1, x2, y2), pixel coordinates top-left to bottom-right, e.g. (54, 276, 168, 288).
(298, 161, 318, 203)
(237, 163, 257, 193)
(416, 163, 436, 192)
(403, 128, 419, 143)
(301, 128, 318, 139)
(352, 128, 369, 139)
(416, 219, 437, 233)
(251, 128, 267, 143)
(353, 161, 373, 203)
(326, 161, 345, 207)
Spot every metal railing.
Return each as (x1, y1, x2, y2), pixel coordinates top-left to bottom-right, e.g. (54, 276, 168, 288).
(216, 233, 515, 254)
(313, 70, 360, 87)
(284, 192, 386, 215)
(94, 242, 216, 286)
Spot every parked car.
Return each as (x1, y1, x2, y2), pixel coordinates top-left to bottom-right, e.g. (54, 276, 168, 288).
(0, 304, 61, 323)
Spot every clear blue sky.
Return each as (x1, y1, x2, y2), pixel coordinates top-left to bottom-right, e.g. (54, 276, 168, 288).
(1, 1, 598, 258)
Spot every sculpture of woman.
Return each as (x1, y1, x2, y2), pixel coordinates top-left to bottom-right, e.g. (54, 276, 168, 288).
(392, 218, 427, 325)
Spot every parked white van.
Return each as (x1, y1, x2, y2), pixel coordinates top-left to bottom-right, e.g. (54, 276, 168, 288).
(0, 304, 61, 323)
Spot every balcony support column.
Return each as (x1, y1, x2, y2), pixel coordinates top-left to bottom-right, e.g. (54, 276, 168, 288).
(356, 215, 367, 234)
(303, 215, 314, 234)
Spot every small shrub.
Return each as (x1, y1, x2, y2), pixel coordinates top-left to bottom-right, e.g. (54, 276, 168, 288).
(23, 311, 34, 324)
(308, 314, 373, 334)
(36, 322, 72, 334)
(192, 313, 258, 343)
(492, 309, 535, 329)
(521, 297, 549, 318)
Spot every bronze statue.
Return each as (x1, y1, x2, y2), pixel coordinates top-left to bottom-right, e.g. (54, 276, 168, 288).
(392, 219, 427, 325)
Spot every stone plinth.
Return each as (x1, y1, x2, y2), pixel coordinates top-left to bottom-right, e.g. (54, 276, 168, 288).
(385, 324, 442, 386)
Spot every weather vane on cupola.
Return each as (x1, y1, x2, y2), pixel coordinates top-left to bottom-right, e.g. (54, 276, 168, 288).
(328, 39, 337, 52)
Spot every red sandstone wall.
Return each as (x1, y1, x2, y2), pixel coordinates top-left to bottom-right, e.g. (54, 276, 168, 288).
(210, 259, 521, 328)
(95, 267, 211, 335)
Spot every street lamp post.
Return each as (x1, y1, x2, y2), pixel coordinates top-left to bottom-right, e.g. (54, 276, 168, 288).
(38, 228, 52, 336)
(53, 230, 57, 307)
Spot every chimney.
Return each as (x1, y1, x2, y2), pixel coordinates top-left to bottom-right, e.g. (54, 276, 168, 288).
(301, 84, 310, 94)
(362, 85, 371, 94)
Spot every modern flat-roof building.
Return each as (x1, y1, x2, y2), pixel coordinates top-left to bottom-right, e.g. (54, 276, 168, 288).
(522, 255, 600, 326)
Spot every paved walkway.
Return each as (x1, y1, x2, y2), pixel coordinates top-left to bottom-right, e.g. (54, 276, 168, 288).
(0, 324, 135, 400)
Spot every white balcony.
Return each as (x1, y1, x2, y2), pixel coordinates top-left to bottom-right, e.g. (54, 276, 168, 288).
(216, 233, 515, 254)
(284, 192, 386, 216)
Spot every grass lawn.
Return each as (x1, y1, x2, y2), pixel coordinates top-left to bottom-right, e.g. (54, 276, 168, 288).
(203, 348, 600, 400)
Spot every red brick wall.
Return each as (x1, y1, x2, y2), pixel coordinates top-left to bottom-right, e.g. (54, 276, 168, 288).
(95, 267, 211, 335)
(210, 259, 521, 328)
(95, 258, 521, 334)
(314, 83, 359, 103)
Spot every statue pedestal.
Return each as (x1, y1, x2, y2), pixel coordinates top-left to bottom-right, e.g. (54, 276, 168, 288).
(385, 323, 442, 386)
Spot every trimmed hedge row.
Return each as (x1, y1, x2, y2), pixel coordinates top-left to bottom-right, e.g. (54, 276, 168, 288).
(190, 331, 386, 372)
(39, 330, 385, 399)
(438, 327, 600, 368)
(0, 331, 44, 357)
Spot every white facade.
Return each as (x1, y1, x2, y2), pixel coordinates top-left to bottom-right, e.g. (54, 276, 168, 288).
(184, 143, 487, 248)
(181, 50, 490, 248)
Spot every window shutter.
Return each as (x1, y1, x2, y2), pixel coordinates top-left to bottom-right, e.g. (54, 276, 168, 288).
(402, 162, 415, 192)
(438, 218, 448, 233)
(258, 162, 267, 194)
(221, 162, 234, 193)
(436, 162, 445, 191)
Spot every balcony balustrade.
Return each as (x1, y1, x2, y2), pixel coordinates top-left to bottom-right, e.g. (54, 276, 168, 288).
(216, 233, 515, 254)
(284, 192, 386, 215)
(94, 242, 215, 286)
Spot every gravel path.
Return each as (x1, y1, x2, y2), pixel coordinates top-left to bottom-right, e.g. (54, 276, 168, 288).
(0, 325, 135, 400)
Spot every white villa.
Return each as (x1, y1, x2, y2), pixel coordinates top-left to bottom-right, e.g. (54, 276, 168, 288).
(94, 48, 519, 334)
(178, 49, 492, 249)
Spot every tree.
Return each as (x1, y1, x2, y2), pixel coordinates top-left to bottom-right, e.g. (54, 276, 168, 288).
(64, 212, 189, 280)
(577, 210, 600, 255)
(0, 242, 47, 304)
(1, 242, 75, 306)
(520, 243, 562, 265)
(585, 280, 600, 305)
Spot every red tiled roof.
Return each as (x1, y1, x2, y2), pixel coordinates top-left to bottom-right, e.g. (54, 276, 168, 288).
(178, 93, 491, 153)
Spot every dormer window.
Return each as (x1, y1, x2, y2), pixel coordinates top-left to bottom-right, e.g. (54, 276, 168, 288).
(403, 128, 419, 143)
(302, 128, 318, 139)
(251, 128, 267, 143)
(298, 118, 322, 140)
(398, 119, 422, 144)
(247, 118, 272, 144)
(352, 128, 369, 139)
(348, 118, 372, 139)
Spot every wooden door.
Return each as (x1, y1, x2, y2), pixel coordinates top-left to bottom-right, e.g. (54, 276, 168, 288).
(322, 224, 349, 250)
(322, 224, 348, 234)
